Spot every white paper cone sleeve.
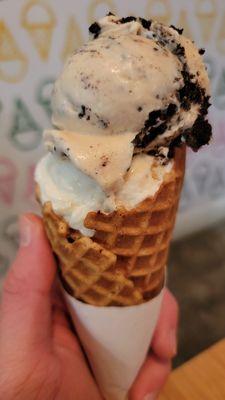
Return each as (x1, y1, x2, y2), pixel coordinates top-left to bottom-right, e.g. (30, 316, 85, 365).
(63, 287, 164, 400)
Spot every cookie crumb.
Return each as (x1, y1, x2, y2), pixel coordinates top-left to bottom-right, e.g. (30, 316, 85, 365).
(139, 18, 152, 30)
(120, 16, 137, 24)
(89, 22, 101, 39)
(199, 48, 205, 55)
(78, 105, 86, 118)
(170, 25, 184, 35)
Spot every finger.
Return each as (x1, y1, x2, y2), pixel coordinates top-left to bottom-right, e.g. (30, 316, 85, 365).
(151, 288, 179, 360)
(51, 282, 80, 349)
(52, 305, 70, 328)
(129, 354, 171, 400)
(0, 214, 56, 354)
(51, 285, 71, 329)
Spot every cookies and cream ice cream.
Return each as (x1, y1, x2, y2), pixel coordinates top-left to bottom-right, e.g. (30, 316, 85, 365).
(35, 14, 212, 236)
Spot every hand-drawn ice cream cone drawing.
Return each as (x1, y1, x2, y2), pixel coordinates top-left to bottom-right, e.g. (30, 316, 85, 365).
(87, 0, 116, 24)
(10, 99, 41, 151)
(0, 157, 17, 205)
(216, 10, 225, 55)
(36, 77, 55, 118)
(146, 0, 171, 25)
(61, 17, 83, 62)
(177, 10, 193, 39)
(0, 21, 27, 83)
(21, 0, 56, 61)
(196, 0, 217, 44)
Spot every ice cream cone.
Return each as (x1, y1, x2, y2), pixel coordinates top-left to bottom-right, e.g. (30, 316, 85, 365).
(196, 0, 217, 44)
(38, 146, 185, 307)
(34, 13, 212, 399)
(0, 21, 27, 83)
(21, 0, 56, 61)
(37, 146, 185, 399)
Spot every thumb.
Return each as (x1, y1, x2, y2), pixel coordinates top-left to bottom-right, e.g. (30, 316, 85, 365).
(0, 214, 56, 355)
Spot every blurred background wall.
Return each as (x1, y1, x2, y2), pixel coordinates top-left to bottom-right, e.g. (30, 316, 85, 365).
(0, 0, 225, 364)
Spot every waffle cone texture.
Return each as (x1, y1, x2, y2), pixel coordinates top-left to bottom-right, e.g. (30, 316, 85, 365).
(39, 146, 185, 306)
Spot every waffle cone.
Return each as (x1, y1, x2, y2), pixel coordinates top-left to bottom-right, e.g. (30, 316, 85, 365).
(39, 146, 185, 306)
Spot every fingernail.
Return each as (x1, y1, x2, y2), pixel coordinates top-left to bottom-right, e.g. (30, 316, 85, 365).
(143, 392, 158, 400)
(169, 328, 177, 356)
(19, 215, 32, 247)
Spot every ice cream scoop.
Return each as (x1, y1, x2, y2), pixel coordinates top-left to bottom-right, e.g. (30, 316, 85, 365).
(51, 15, 211, 151)
(35, 150, 172, 235)
(36, 14, 212, 236)
(52, 22, 183, 136)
